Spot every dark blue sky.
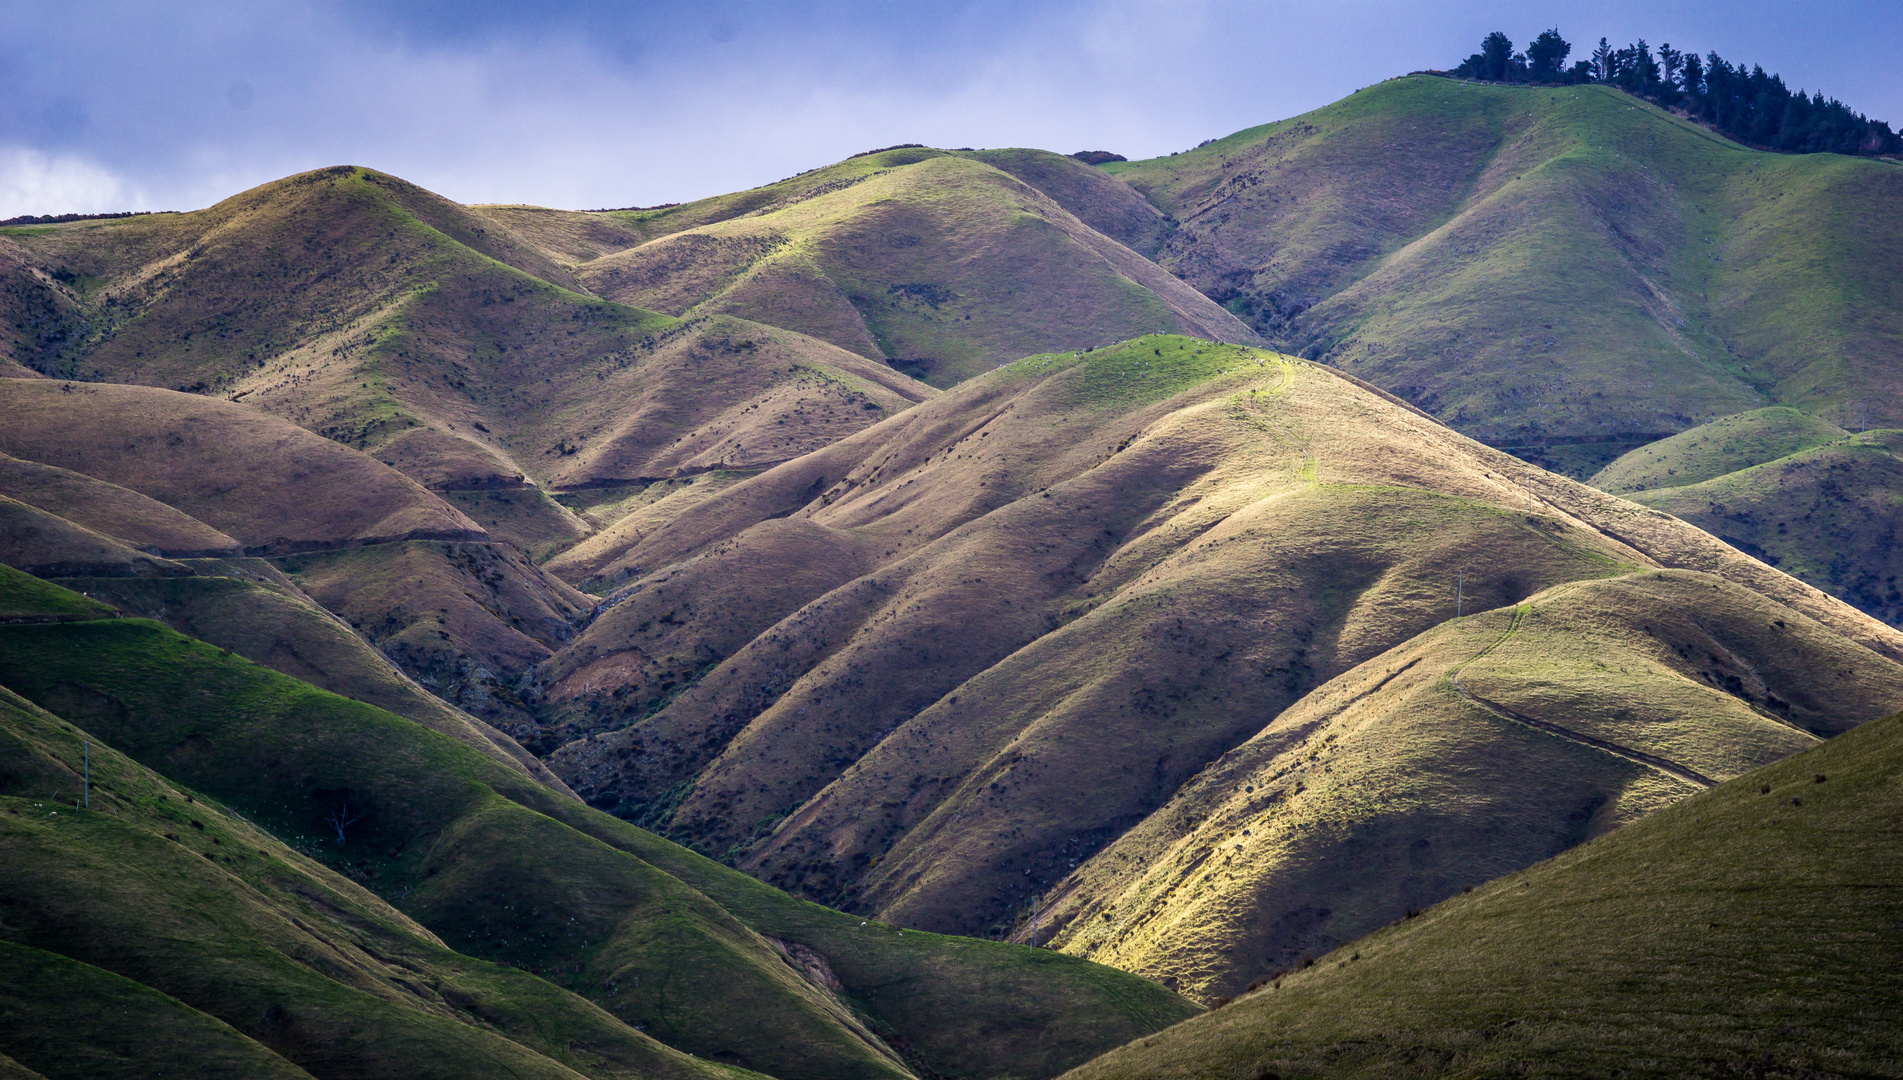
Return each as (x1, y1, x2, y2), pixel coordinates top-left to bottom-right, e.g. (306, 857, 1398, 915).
(3, 1, 1898, 216)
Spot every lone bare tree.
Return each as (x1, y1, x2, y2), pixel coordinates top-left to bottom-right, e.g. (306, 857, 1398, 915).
(323, 796, 365, 845)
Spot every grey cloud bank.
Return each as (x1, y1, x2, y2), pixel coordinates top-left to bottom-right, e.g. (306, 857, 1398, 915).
(2, 0, 1898, 217)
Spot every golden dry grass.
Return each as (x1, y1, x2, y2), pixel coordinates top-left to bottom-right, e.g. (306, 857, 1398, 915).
(1058, 706, 1903, 1078)
(1038, 570, 1902, 1000)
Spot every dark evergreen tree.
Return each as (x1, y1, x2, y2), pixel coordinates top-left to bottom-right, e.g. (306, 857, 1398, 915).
(1592, 37, 1614, 82)
(1480, 31, 1515, 81)
(1526, 28, 1571, 82)
(1657, 44, 1684, 105)
(1680, 51, 1706, 105)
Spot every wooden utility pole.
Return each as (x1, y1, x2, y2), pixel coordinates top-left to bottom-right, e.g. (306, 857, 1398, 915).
(1457, 570, 1465, 617)
(83, 742, 89, 809)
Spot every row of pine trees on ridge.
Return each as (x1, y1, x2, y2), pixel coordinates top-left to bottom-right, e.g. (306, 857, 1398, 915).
(1448, 29, 1900, 157)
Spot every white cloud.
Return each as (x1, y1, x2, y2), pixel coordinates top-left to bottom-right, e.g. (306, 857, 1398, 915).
(0, 146, 144, 219)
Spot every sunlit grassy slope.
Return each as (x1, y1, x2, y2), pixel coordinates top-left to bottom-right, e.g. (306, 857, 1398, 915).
(1059, 706, 1903, 1079)
(1105, 77, 1903, 477)
(0, 575, 1197, 1080)
(564, 148, 1255, 386)
(1608, 427, 1903, 626)
(0, 561, 113, 622)
(1590, 406, 1850, 493)
(540, 335, 1903, 991)
(1038, 570, 1903, 1000)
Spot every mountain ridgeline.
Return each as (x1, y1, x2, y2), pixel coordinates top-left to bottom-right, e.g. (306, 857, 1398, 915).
(2, 60, 1902, 1078)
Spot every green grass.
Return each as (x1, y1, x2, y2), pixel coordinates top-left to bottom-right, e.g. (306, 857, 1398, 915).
(1001, 335, 1282, 411)
(1104, 76, 1903, 476)
(0, 588, 1197, 1080)
(0, 617, 915, 1080)
(4, 165, 929, 512)
(0, 684, 747, 1080)
(0, 941, 315, 1080)
(0, 562, 115, 622)
(533, 329, 1900, 1007)
(1591, 406, 1850, 493)
(1059, 705, 1903, 1078)
(1037, 566, 1903, 1000)
(1622, 429, 1903, 625)
(44, 565, 570, 787)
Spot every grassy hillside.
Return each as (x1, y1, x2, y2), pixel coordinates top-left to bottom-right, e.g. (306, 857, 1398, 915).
(1591, 406, 1849, 493)
(0, 562, 114, 622)
(537, 335, 1902, 987)
(0, 168, 932, 533)
(275, 539, 591, 730)
(0, 379, 482, 550)
(0, 582, 1198, 1080)
(0, 378, 604, 726)
(1104, 77, 1903, 477)
(0, 683, 747, 1080)
(1059, 706, 1903, 1079)
(48, 563, 575, 792)
(1617, 429, 1903, 626)
(0, 451, 241, 556)
(478, 148, 1174, 268)
(0, 495, 191, 579)
(1037, 570, 1903, 1000)
(571, 148, 1256, 386)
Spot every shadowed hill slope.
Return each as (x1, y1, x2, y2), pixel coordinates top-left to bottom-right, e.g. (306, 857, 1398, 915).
(1057, 707, 1903, 1079)
(1610, 427, 1903, 626)
(0, 573, 1199, 1080)
(0, 452, 241, 556)
(570, 148, 1257, 387)
(0, 377, 596, 730)
(537, 336, 1903, 971)
(0, 496, 192, 579)
(44, 561, 577, 795)
(1035, 570, 1903, 1000)
(0, 379, 481, 550)
(0, 679, 750, 1080)
(1103, 77, 1903, 476)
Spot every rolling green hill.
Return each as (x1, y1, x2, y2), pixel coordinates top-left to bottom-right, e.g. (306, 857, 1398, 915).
(1057, 706, 1903, 1079)
(1589, 406, 1850, 493)
(0, 682, 748, 1080)
(1602, 425, 1903, 626)
(0, 571, 1198, 1080)
(1103, 77, 1903, 477)
(536, 335, 1903, 993)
